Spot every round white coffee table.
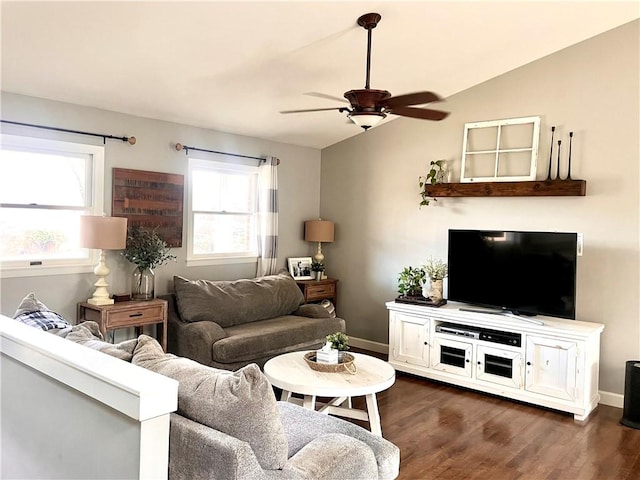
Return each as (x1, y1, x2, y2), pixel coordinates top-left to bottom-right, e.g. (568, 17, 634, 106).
(263, 351, 395, 436)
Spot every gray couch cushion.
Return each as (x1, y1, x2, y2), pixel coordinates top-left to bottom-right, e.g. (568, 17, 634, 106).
(174, 272, 305, 327)
(65, 322, 138, 361)
(132, 335, 288, 470)
(213, 314, 346, 364)
(278, 401, 400, 480)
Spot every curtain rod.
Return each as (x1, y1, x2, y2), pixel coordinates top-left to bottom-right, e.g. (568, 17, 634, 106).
(0, 119, 136, 145)
(175, 142, 279, 165)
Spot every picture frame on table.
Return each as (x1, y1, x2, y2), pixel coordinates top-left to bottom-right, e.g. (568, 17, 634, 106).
(288, 257, 313, 280)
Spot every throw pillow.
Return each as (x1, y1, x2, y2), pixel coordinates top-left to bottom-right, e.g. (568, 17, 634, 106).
(13, 310, 71, 331)
(132, 335, 288, 470)
(320, 299, 337, 318)
(12, 292, 71, 331)
(13, 292, 49, 317)
(173, 271, 304, 327)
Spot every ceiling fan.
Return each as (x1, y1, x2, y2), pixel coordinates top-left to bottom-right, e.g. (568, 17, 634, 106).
(281, 12, 449, 130)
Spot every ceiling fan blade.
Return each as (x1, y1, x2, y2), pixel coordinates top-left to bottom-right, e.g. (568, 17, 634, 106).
(379, 91, 443, 108)
(304, 92, 349, 104)
(280, 107, 347, 114)
(388, 106, 450, 121)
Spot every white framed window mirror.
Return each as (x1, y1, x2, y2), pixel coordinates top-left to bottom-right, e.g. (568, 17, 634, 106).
(460, 116, 541, 183)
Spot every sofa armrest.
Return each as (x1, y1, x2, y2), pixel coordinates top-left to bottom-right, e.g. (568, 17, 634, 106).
(169, 413, 265, 480)
(161, 294, 227, 366)
(292, 303, 331, 318)
(283, 433, 379, 479)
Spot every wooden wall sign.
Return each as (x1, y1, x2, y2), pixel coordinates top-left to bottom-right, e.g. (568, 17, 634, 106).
(112, 168, 184, 247)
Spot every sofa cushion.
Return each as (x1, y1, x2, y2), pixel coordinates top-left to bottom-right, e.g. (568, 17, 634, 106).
(278, 401, 400, 480)
(173, 271, 304, 327)
(131, 335, 288, 470)
(65, 322, 138, 361)
(213, 314, 346, 365)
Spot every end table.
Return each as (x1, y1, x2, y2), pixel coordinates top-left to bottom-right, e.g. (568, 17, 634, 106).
(77, 298, 168, 352)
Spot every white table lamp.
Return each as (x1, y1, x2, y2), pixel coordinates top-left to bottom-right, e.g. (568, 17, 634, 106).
(80, 215, 127, 305)
(304, 219, 335, 264)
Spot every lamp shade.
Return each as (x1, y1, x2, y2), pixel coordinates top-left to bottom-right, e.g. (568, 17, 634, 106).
(80, 216, 127, 250)
(304, 220, 334, 243)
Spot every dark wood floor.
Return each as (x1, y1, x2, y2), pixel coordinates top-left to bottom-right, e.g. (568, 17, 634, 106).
(345, 349, 640, 479)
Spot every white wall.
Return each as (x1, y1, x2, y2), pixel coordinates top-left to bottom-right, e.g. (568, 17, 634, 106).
(321, 21, 639, 395)
(0, 93, 322, 322)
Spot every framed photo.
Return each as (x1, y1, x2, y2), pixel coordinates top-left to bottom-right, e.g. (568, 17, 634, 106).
(288, 257, 313, 280)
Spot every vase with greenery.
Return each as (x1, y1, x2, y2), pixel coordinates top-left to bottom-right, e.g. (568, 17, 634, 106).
(397, 266, 427, 298)
(122, 227, 176, 300)
(423, 257, 447, 302)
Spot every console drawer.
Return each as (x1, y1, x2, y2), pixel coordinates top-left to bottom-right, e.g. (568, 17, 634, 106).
(306, 283, 336, 301)
(106, 304, 165, 328)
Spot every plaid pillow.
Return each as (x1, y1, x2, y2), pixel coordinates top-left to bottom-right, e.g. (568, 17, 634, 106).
(14, 310, 71, 331)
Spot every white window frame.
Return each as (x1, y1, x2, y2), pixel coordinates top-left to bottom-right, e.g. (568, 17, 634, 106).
(186, 157, 259, 267)
(0, 134, 105, 278)
(460, 116, 540, 183)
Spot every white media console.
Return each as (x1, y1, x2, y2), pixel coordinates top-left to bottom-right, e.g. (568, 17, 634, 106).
(386, 301, 604, 421)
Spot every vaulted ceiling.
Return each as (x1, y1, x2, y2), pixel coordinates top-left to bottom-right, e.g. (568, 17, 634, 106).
(1, 2, 638, 149)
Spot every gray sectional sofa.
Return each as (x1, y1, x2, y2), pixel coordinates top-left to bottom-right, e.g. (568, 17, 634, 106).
(132, 335, 400, 480)
(163, 271, 346, 370)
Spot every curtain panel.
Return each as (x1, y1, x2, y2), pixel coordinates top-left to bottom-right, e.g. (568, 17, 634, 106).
(256, 156, 279, 276)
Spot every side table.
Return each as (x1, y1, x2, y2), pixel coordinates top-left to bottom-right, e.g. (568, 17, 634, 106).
(77, 298, 168, 352)
(296, 278, 338, 308)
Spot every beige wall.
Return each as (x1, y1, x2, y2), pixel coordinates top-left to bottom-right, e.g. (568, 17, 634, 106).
(321, 21, 639, 395)
(0, 93, 322, 322)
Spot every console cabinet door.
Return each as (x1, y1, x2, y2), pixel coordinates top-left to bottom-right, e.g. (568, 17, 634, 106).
(476, 345, 523, 388)
(525, 336, 577, 401)
(431, 337, 473, 377)
(390, 313, 429, 367)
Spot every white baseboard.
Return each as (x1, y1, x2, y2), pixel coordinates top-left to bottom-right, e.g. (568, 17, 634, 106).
(598, 390, 624, 409)
(349, 337, 389, 355)
(349, 337, 625, 410)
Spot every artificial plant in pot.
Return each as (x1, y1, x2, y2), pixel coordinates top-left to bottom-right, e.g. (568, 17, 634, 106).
(122, 227, 176, 300)
(397, 266, 427, 299)
(326, 331, 349, 361)
(423, 257, 448, 302)
(311, 261, 325, 281)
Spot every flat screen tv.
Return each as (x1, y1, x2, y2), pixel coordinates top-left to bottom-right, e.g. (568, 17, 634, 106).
(447, 230, 577, 319)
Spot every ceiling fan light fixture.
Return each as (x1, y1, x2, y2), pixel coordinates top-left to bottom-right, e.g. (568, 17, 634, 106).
(348, 111, 386, 130)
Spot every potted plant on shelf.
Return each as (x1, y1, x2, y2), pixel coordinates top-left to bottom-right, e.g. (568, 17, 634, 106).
(397, 266, 427, 299)
(418, 159, 446, 207)
(423, 257, 448, 302)
(122, 227, 176, 300)
(311, 261, 325, 281)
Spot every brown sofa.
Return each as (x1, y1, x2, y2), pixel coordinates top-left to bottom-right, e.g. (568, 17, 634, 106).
(161, 271, 346, 370)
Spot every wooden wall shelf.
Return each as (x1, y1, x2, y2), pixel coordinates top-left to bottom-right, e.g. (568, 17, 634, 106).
(424, 180, 586, 197)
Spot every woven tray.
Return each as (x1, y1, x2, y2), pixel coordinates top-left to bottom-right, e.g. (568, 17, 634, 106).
(304, 352, 357, 374)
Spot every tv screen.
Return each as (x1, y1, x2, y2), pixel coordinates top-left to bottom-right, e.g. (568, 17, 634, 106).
(447, 230, 577, 319)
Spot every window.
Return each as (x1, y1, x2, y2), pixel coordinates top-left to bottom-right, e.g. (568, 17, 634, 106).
(460, 116, 540, 182)
(0, 134, 105, 277)
(187, 157, 258, 266)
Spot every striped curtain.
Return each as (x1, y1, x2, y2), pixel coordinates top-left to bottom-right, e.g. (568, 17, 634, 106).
(256, 156, 279, 276)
